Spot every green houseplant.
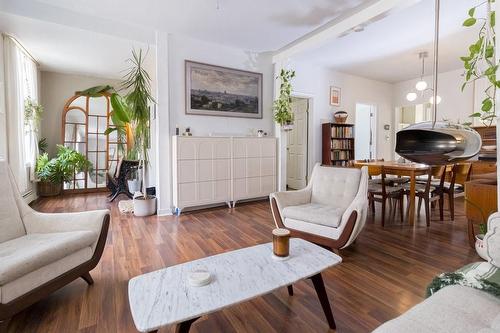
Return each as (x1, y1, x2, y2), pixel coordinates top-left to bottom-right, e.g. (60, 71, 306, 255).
(35, 145, 92, 196)
(461, 0, 498, 126)
(273, 69, 296, 131)
(117, 49, 156, 216)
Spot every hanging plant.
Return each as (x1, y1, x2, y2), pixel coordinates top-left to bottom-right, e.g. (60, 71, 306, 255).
(24, 97, 43, 130)
(273, 69, 296, 128)
(461, 0, 498, 127)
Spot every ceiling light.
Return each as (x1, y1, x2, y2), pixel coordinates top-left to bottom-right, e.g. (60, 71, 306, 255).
(415, 80, 428, 91)
(429, 95, 442, 104)
(406, 92, 417, 102)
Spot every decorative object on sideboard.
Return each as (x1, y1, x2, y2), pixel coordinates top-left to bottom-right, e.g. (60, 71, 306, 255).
(183, 127, 193, 136)
(185, 60, 263, 119)
(273, 68, 296, 131)
(333, 111, 348, 124)
(257, 129, 265, 137)
(330, 86, 341, 106)
(175, 124, 180, 136)
(460, 0, 496, 127)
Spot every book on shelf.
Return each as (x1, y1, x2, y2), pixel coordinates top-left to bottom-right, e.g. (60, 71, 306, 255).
(331, 126, 353, 138)
(331, 139, 353, 149)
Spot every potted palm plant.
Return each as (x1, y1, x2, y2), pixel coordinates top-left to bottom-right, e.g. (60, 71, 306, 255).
(35, 145, 92, 196)
(119, 49, 156, 216)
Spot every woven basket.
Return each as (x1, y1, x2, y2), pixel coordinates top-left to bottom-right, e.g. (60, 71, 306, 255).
(334, 111, 348, 124)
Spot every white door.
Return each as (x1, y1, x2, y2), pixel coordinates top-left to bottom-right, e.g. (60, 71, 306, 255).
(355, 103, 377, 160)
(287, 97, 308, 190)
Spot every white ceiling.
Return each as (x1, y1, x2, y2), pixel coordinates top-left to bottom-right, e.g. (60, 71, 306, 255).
(0, 12, 155, 79)
(1, 0, 374, 52)
(292, 0, 484, 83)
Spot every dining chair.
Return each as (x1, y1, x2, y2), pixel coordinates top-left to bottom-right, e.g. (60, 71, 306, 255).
(368, 165, 405, 227)
(443, 163, 472, 221)
(403, 166, 445, 226)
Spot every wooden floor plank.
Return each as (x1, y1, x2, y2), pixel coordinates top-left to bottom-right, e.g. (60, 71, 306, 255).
(6, 193, 478, 333)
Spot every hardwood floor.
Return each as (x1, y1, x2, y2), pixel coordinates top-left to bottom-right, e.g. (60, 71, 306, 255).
(6, 194, 479, 333)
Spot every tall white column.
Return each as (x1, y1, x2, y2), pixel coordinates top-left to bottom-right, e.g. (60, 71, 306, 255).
(155, 31, 172, 215)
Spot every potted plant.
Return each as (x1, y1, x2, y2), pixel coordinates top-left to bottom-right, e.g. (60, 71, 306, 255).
(35, 145, 92, 196)
(465, 196, 495, 260)
(273, 69, 296, 131)
(460, 0, 497, 126)
(116, 49, 156, 216)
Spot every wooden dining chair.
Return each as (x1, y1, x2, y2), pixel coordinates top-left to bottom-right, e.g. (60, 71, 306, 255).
(368, 166, 405, 227)
(408, 166, 445, 226)
(443, 163, 472, 221)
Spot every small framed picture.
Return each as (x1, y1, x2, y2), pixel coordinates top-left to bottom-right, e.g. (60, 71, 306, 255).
(330, 86, 341, 106)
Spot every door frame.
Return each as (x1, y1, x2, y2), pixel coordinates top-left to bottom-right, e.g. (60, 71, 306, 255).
(355, 102, 378, 160)
(282, 92, 314, 189)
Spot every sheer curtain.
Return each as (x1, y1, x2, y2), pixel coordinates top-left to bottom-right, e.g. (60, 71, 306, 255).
(3, 35, 39, 194)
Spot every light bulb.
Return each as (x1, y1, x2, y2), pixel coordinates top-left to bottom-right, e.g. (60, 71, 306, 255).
(415, 80, 428, 91)
(429, 95, 442, 104)
(406, 92, 417, 102)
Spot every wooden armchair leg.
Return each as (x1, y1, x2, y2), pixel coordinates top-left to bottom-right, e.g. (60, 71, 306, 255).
(81, 272, 94, 285)
(287, 285, 294, 296)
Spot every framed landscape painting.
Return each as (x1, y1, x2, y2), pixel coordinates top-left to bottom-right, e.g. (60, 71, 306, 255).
(185, 60, 263, 118)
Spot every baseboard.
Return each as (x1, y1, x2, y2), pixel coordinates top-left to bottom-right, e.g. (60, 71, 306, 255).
(23, 190, 38, 205)
(157, 208, 173, 216)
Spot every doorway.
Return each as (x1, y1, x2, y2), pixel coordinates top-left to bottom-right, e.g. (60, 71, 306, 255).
(286, 97, 309, 190)
(355, 103, 377, 160)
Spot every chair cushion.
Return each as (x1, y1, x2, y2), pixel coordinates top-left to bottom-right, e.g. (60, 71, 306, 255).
(373, 285, 500, 333)
(0, 162, 26, 243)
(0, 231, 97, 285)
(310, 166, 361, 211)
(282, 203, 344, 228)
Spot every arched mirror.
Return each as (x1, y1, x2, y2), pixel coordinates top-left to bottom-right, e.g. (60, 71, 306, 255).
(62, 93, 128, 192)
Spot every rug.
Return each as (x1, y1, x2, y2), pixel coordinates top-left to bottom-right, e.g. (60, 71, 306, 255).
(118, 199, 134, 214)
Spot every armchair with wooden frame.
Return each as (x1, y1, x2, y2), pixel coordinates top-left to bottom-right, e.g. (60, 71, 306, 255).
(270, 163, 368, 252)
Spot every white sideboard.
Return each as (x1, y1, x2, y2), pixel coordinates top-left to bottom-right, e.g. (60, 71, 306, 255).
(172, 136, 277, 214)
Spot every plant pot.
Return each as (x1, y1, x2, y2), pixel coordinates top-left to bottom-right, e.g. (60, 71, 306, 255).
(37, 181, 62, 197)
(133, 195, 157, 216)
(282, 123, 294, 131)
(475, 234, 488, 260)
(127, 179, 141, 194)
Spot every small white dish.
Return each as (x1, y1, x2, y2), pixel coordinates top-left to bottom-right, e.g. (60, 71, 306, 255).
(188, 270, 211, 287)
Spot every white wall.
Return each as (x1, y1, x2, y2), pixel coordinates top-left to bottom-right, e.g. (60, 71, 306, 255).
(168, 34, 274, 137)
(40, 71, 121, 156)
(392, 68, 474, 124)
(288, 59, 394, 163)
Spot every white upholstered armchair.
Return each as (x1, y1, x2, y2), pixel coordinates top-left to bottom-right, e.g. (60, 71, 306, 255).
(0, 162, 110, 329)
(270, 163, 368, 251)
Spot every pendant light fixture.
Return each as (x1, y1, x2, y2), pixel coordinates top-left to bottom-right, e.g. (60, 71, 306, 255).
(415, 52, 428, 91)
(406, 51, 441, 103)
(396, 0, 481, 165)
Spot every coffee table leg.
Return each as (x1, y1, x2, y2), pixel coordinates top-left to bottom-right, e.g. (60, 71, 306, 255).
(310, 273, 336, 330)
(174, 317, 200, 333)
(287, 285, 294, 296)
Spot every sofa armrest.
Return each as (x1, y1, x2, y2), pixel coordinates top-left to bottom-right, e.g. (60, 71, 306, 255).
(22, 209, 110, 251)
(270, 189, 311, 212)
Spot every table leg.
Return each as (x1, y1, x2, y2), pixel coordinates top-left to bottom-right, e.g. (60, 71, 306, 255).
(174, 317, 200, 333)
(287, 285, 294, 296)
(310, 273, 336, 330)
(408, 171, 416, 225)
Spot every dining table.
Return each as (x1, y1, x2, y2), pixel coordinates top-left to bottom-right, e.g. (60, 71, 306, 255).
(353, 160, 430, 226)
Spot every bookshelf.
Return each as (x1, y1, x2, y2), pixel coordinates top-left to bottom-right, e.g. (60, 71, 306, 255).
(322, 123, 355, 167)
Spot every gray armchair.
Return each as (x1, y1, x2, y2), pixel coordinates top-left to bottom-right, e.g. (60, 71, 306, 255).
(270, 163, 368, 251)
(0, 161, 110, 330)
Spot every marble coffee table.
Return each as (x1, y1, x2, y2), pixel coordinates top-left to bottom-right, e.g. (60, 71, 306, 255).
(128, 238, 342, 332)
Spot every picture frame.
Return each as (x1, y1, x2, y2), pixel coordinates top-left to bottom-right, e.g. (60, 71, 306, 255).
(330, 86, 341, 106)
(185, 60, 263, 119)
